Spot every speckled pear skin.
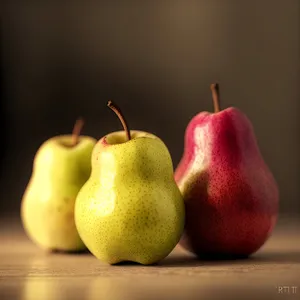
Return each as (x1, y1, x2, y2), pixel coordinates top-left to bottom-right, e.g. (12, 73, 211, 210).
(175, 108, 279, 258)
(21, 135, 97, 252)
(75, 130, 185, 265)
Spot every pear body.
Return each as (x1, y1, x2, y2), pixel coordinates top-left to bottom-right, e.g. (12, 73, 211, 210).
(21, 135, 96, 251)
(175, 108, 279, 257)
(75, 131, 185, 265)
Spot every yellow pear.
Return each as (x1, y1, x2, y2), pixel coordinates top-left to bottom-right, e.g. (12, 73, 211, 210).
(21, 119, 96, 252)
(75, 102, 185, 264)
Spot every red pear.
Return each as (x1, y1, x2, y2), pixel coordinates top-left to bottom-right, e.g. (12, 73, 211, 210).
(175, 83, 279, 258)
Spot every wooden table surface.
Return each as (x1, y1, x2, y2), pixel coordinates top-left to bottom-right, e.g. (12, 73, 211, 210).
(0, 217, 299, 300)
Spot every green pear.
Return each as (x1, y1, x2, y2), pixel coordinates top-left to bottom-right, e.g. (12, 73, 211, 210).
(21, 119, 97, 252)
(75, 102, 185, 265)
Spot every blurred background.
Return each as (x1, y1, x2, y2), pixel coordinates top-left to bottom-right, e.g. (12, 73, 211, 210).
(0, 1, 299, 218)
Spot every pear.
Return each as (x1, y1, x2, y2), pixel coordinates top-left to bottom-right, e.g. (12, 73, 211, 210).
(21, 119, 97, 252)
(175, 84, 279, 258)
(75, 101, 185, 265)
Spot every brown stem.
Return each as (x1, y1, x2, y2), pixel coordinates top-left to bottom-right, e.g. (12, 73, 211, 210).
(71, 118, 84, 146)
(210, 83, 221, 113)
(107, 101, 131, 141)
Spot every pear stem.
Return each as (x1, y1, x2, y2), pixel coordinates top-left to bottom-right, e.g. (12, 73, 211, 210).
(210, 83, 221, 113)
(71, 118, 84, 146)
(107, 101, 131, 141)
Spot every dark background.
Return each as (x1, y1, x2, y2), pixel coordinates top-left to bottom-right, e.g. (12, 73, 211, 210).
(1, 1, 299, 217)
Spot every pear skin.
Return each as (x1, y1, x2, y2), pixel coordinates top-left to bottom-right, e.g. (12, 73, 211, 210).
(75, 129, 185, 265)
(175, 84, 279, 258)
(21, 134, 96, 252)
